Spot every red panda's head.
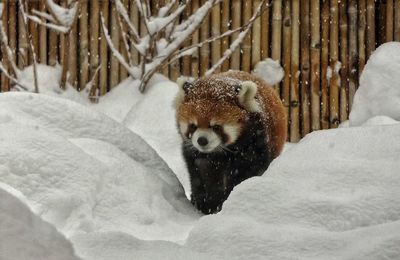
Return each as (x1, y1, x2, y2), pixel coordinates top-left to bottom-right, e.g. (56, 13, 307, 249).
(174, 75, 261, 153)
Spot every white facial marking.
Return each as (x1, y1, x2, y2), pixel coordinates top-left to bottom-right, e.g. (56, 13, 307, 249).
(192, 128, 222, 153)
(179, 122, 188, 138)
(223, 123, 241, 144)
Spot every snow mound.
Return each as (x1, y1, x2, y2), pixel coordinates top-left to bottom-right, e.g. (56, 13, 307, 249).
(0, 186, 80, 260)
(124, 80, 191, 196)
(186, 124, 400, 259)
(16, 64, 89, 105)
(252, 58, 284, 85)
(0, 93, 199, 253)
(350, 42, 400, 126)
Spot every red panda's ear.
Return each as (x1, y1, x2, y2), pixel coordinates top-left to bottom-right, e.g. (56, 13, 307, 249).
(174, 77, 193, 108)
(237, 81, 262, 113)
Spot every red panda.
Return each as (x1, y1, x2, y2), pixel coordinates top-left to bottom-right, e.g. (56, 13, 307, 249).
(175, 71, 287, 214)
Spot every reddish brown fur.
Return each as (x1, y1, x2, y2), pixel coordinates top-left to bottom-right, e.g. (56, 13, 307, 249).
(177, 70, 287, 158)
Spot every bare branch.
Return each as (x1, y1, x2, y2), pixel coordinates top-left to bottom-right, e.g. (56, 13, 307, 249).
(100, 14, 139, 79)
(44, 0, 79, 28)
(18, 0, 39, 93)
(0, 64, 28, 91)
(115, 0, 140, 42)
(32, 9, 56, 23)
(0, 22, 19, 75)
(206, 0, 270, 75)
(25, 13, 69, 33)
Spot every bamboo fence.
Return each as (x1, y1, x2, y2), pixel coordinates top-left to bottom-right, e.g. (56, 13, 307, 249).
(0, 0, 399, 142)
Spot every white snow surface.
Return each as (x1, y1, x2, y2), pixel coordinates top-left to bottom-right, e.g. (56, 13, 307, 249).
(0, 186, 80, 260)
(2, 44, 400, 259)
(252, 58, 284, 85)
(350, 42, 400, 126)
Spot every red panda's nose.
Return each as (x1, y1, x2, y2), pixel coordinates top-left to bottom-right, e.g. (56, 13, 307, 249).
(197, 136, 209, 147)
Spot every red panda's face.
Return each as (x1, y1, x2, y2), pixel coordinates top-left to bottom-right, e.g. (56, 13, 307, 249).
(177, 99, 247, 153)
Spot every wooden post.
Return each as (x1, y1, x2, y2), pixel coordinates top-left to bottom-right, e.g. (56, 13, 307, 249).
(68, 14, 78, 88)
(18, 1, 28, 68)
(89, 0, 100, 98)
(358, 0, 366, 73)
(59, 0, 66, 66)
(300, 0, 310, 136)
(130, 0, 140, 66)
(119, 0, 129, 81)
(330, 0, 340, 128)
(290, 0, 300, 142)
(282, 0, 291, 138)
(8, 0, 17, 66)
(211, 2, 221, 73)
(366, 0, 375, 58)
(110, 1, 121, 88)
(310, 0, 320, 132)
(221, 0, 230, 71)
(1, 1, 10, 92)
(100, 1, 109, 95)
(182, 1, 192, 76)
(28, 1, 39, 64)
(48, 0, 58, 66)
(191, 0, 200, 77)
(39, 0, 47, 64)
(79, 0, 89, 90)
(395, 0, 400, 41)
(260, 0, 270, 60)
(386, 0, 394, 42)
(241, 0, 252, 72)
(251, 0, 262, 69)
(348, 0, 358, 110)
(271, 0, 282, 95)
(200, 0, 210, 76)
(321, 0, 330, 129)
(230, 0, 241, 70)
(170, 1, 181, 81)
(339, 0, 348, 123)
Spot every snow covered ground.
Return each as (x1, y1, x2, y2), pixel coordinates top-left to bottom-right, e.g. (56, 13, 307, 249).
(1, 43, 400, 259)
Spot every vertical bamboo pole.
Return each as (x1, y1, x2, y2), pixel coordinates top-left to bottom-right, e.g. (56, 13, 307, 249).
(395, 0, 400, 41)
(348, 0, 358, 110)
(211, 2, 221, 73)
(377, 1, 386, 45)
(48, 0, 58, 66)
(321, 0, 330, 129)
(60, 0, 66, 65)
(191, 0, 200, 77)
(271, 0, 282, 95)
(18, 0, 28, 68)
(330, 0, 340, 128)
(89, 0, 100, 97)
(241, 0, 252, 72)
(251, 0, 261, 69)
(182, 1, 192, 76)
(8, 0, 17, 65)
(290, 0, 300, 142)
(28, 1, 39, 64)
(221, 0, 230, 71)
(300, 0, 310, 136)
(230, 0, 241, 70)
(1, 1, 9, 92)
(386, 0, 394, 42)
(118, 0, 129, 81)
(100, 1, 109, 95)
(200, 0, 210, 76)
(260, 0, 270, 60)
(366, 0, 375, 59)
(79, 0, 89, 90)
(282, 0, 291, 138)
(130, 0, 140, 66)
(110, 1, 120, 88)
(310, 0, 320, 131)
(39, 0, 47, 64)
(339, 0, 348, 122)
(170, 1, 181, 81)
(68, 13, 78, 88)
(358, 0, 366, 73)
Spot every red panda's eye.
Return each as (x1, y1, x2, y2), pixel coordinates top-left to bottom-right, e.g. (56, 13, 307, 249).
(211, 124, 222, 132)
(188, 123, 197, 132)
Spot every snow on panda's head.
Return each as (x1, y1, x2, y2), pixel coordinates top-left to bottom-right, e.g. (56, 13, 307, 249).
(175, 75, 261, 153)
